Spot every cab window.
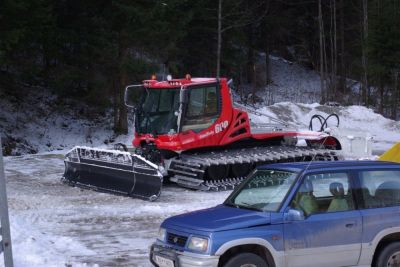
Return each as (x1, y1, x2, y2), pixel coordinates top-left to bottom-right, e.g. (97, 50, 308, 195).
(182, 85, 219, 132)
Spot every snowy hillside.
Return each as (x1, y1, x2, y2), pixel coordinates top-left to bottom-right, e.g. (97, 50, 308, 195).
(260, 55, 323, 104)
(0, 87, 133, 156)
(251, 102, 400, 153)
(2, 89, 398, 156)
(1, 56, 398, 156)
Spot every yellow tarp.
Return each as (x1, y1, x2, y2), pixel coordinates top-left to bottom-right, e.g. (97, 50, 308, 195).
(379, 143, 400, 163)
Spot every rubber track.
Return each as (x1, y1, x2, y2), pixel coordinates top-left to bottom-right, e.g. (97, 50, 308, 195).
(168, 146, 341, 191)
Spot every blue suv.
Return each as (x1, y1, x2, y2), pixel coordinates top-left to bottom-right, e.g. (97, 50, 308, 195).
(150, 161, 400, 267)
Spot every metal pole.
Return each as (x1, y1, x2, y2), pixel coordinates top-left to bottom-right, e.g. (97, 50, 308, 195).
(0, 138, 14, 267)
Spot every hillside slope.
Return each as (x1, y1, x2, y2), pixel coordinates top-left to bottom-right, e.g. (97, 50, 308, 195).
(0, 57, 398, 156)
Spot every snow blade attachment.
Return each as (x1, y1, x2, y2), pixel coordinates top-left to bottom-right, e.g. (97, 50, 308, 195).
(63, 146, 163, 201)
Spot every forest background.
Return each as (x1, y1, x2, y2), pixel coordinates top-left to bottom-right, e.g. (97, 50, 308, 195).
(1, 0, 399, 134)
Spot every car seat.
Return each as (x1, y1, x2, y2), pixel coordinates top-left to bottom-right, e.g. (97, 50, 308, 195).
(327, 182, 349, 212)
(295, 179, 319, 215)
(375, 181, 400, 207)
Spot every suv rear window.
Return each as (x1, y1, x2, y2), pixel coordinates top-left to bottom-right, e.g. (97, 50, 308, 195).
(359, 170, 400, 208)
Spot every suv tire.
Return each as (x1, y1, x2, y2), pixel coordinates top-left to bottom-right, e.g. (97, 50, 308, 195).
(376, 242, 400, 267)
(223, 252, 268, 267)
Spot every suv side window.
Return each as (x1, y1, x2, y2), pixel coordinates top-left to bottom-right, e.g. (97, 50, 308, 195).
(291, 172, 354, 216)
(359, 170, 400, 208)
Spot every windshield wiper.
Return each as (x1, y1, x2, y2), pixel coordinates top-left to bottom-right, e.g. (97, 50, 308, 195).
(225, 202, 262, 212)
(224, 202, 240, 209)
(238, 202, 263, 211)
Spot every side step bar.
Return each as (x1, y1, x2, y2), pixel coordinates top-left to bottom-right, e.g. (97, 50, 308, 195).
(63, 146, 163, 201)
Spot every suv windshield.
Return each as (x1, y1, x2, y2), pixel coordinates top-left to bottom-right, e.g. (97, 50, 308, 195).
(137, 88, 180, 135)
(225, 169, 298, 212)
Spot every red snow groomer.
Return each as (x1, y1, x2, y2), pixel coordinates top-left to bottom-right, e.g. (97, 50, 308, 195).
(63, 75, 341, 200)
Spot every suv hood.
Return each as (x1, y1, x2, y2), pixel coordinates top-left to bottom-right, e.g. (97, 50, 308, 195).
(163, 204, 271, 232)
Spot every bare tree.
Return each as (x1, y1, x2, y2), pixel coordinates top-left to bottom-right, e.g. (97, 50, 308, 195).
(216, 0, 267, 77)
(329, 0, 338, 98)
(339, 0, 346, 94)
(392, 70, 399, 119)
(319, 0, 326, 103)
(217, 0, 223, 78)
(114, 30, 129, 134)
(361, 0, 369, 106)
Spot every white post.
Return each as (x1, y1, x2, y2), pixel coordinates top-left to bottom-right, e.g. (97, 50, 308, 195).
(0, 138, 14, 267)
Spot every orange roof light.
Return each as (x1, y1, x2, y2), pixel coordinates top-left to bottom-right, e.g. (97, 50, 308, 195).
(151, 74, 157, 80)
(185, 74, 191, 81)
(168, 81, 182, 86)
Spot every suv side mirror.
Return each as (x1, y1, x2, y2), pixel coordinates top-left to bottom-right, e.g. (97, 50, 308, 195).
(284, 208, 305, 222)
(125, 85, 144, 108)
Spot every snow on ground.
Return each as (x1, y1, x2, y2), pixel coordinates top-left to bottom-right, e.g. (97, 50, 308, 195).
(2, 154, 230, 267)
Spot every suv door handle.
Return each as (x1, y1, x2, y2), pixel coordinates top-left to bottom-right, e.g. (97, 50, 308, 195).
(345, 223, 355, 228)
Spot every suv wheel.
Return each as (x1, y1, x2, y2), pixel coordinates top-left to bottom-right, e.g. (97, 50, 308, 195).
(223, 253, 268, 267)
(376, 242, 400, 267)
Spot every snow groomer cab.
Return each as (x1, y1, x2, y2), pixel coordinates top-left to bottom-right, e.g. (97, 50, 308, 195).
(150, 160, 400, 267)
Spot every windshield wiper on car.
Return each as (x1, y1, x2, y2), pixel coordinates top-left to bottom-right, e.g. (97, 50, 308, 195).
(238, 202, 263, 211)
(224, 202, 262, 212)
(224, 202, 239, 209)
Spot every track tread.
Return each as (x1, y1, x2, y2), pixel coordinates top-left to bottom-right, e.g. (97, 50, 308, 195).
(169, 146, 341, 191)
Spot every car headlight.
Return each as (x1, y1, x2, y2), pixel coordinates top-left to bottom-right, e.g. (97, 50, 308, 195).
(188, 236, 208, 252)
(157, 227, 166, 241)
